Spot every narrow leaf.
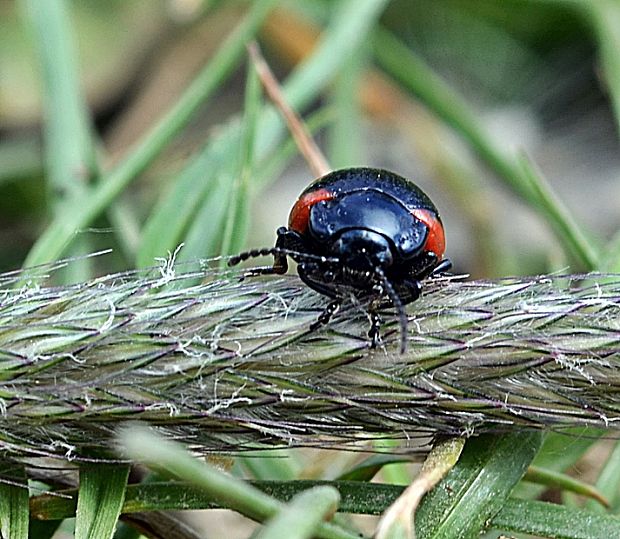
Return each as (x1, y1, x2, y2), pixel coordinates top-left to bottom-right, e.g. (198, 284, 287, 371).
(524, 465, 608, 507)
(0, 464, 29, 539)
(30, 477, 620, 539)
(415, 432, 543, 538)
(588, 0, 620, 141)
(586, 439, 620, 512)
(219, 50, 261, 263)
(75, 464, 130, 539)
(21, 0, 96, 282)
(492, 498, 620, 539)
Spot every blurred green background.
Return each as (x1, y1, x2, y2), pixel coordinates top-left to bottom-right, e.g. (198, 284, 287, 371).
(1, 0, 618, 282)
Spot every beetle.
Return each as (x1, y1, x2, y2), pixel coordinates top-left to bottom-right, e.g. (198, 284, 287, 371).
(228, 167, 451, 353)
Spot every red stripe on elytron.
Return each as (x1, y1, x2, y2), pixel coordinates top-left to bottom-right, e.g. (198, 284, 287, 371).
(411, 208, 446, 259)
(288, 188, 334, 233)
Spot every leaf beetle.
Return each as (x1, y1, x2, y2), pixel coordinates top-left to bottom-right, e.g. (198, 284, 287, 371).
(228, 167, 451, 353)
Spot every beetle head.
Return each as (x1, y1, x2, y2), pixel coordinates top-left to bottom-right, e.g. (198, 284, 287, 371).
(331, 229, 393, 273)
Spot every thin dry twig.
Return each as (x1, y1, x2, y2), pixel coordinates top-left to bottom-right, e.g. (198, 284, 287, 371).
(248, 41, 331, 177)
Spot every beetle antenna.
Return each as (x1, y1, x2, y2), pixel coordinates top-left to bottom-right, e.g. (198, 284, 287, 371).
(228, 247, 339, 267)
(374, 267, 408, 354)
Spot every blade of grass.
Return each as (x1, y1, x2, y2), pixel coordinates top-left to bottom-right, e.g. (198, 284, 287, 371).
(252, 0, 388, 161)
(415, 432, 543, 538)
(74, 464, 130, 539)
(21, 0, 94, 206)
(524, 465, 609, 507)
(585, 440, 620, 513)
(492, 429, 604, 501)
(373, 27, 600, 270)
(21, 0, 96, 282)
(23, 0, 278, 269)
(516, 154, 601, 269)
(492, 498, 620, 539)
(587, 0, 620, 139)
(137, 134, 231, 267)
(34, 477, 620, 538)
(118, 425, 362, 539)
(337, 454, 411, 482)
(218, 50, 261, 264)
(0, 464, 29, 539)
(328, 43, 365, 168)
(255, 486, 340, 539)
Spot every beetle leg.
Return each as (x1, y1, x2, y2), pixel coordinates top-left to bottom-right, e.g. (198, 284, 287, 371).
(431, 257, 452, 275)
(367, 309, 382, 348)
(236, 227, 298, 278)
(309, 300, 341, 331)
(395, 278, 422, 305)
(298, 263, 339, 298)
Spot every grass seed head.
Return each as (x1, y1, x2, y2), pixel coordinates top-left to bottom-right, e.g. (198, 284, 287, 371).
(0, 258, 619, 461)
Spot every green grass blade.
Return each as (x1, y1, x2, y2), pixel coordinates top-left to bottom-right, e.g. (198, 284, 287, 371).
(21, 0, 95, 205)
(587, 0, 620, 140)
(118, 426, 361, 539)
(492, 498, 620, 538)
(524, 465, 608, 507)
(31, 480, 385, 519)
(415, 432, 543, 538)
(256, 486, 340, 539)
(517, 428, 606, 502)
(23, 0, 278, 269)
(0, 465, 28, 539)
(516, 154, 601, 270)
(252, 0, 388, 161)
(219, 51, 261, 263)
(585, 440, 620, 512)
(21, 0, 96, 282)
(337, 455, 411, 482)
(136, 136, 230, 267)
(373, 27, 600, 270)
(328, 43, 365, 168)
(75, 464, 130, 539)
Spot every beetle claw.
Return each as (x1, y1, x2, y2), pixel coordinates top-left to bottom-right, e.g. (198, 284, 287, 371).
(368, 311, 382, 348)
(310, 300, 340, 332)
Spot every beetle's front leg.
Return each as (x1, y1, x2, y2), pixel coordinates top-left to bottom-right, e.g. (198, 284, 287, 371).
(235, 227, 304, 278)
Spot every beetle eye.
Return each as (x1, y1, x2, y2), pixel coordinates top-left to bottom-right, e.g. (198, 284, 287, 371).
(323, 270, 336, 282)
